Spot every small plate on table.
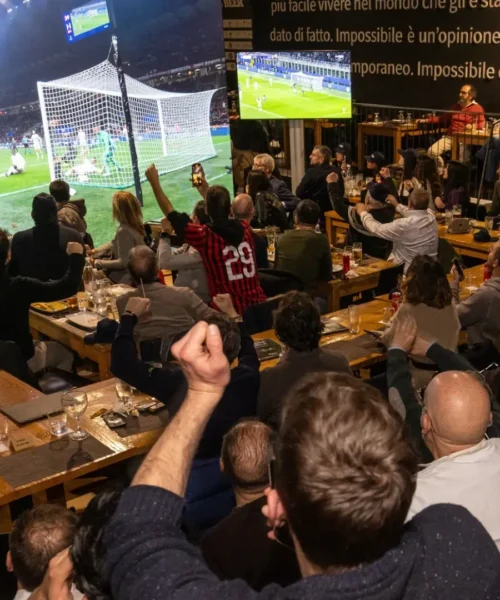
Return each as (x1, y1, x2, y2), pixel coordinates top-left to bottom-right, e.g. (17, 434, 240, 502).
(67, 312, 105, 331)
(332, 264, 343, 276)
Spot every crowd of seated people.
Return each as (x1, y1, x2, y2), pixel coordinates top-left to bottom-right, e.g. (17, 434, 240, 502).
(5, 109, 500, 600)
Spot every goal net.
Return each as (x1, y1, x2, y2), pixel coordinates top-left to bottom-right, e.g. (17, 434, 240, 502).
(37, 61, 217, 189)
(290, 72, 324, 92)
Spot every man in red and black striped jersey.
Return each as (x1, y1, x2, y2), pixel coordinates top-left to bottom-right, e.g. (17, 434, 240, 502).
(146, 164, 266, 315)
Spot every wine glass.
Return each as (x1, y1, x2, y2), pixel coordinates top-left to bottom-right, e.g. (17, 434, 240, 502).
(115, 380, 134, 411)
(61, 390, 89, 441)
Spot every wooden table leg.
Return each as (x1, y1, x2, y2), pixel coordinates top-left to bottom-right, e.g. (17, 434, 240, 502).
(451, 136, 458, 161)
(326, 216, 333, 245)
(97, 355, 111, 381)
(393, 130, 402, 163)
(357, 125, 364, 167)
(0, 505, 12, 534)
(32, 484, 67, 507)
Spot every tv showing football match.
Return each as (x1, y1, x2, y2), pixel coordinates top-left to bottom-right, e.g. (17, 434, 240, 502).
(63, 0, 111, 43)
(237, 51, 352, 120)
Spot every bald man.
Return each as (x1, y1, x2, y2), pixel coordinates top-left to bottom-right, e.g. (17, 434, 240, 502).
(387, 313, 500, 550)
(232, 194, 268, 269)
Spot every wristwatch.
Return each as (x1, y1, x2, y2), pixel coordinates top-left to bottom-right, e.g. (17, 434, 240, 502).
(232, 315, 243, 323)
(124, 310, 136, 317)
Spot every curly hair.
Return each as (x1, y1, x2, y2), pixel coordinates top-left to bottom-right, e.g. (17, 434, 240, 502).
(274, 291, 323, 352)
(402, 255, 452, 309)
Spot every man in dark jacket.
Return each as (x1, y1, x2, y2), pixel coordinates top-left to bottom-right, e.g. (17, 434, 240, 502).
(9, 193, 83, 281)
(258, 291, 351, 428)
(328, 173, 395, 259)
(0, 230, 84, 370)
(296, 145, 344, 214)
(110, 294, 260, 459)
(103, 320, 500, 600)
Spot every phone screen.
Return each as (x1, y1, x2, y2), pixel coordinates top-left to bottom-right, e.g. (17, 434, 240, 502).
(192, 163, 203, 187)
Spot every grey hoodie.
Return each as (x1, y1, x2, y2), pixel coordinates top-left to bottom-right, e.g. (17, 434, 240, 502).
(457, 276, 500, 349)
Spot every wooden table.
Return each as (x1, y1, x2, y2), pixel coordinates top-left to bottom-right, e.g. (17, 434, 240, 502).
(0, 373, 162, 529)
(255, 298, 393, 373)
(357, 121, 435, 166)
(30, 310, 113, 381)
(451, 129, 488, 161)
(438, 223, 498, 260)
(325, 210, 498, 261)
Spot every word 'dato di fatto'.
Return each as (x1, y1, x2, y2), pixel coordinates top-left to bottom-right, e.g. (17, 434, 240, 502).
(271, 0, 352, 15)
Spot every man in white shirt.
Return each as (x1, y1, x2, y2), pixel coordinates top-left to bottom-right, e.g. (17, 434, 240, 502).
(356, 187, 438, 271)
(7, 505, 84, 600)
(3, 149, 26, 177)
(387, 313, 500, 550)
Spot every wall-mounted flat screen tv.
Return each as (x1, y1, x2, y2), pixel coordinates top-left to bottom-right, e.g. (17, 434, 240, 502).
(237, 51, 351, 120)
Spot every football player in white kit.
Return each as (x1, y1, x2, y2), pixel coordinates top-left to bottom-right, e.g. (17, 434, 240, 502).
(31, 131, 43, 159)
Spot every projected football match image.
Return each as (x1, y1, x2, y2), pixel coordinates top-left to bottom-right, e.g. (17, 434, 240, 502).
(237, 51, 352, 120)
(0, 0, 230, 245)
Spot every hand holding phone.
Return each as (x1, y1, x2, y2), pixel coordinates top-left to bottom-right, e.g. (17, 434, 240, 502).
(452, 257, 465, 282)
(191, 163, 204, 187)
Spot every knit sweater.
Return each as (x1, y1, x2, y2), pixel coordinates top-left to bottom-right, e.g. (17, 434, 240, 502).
(105, 485, 500, 600)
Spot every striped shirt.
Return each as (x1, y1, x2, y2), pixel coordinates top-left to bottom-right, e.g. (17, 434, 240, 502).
(169, 212, 266, 315)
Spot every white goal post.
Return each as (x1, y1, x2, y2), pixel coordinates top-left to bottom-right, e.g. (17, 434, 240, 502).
(37, 61, 217, 188)
(290, 72, 324, 92)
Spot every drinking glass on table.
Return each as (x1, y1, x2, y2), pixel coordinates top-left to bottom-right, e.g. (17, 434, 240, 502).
(445, 210, 453, 227)
(352, 242, 363, 263)
(115, 380, 134, 411)
(348, 305, 361, 335)
(47, 411, 68, 438)
(382, 307, 394, 325)
(92, 289, 107, 316)
(0, 415, 9, 445)
(486, 216, 495, 231)
(452, 204, 462, 218)
(77, 292, 89, 312)
(265, 227, 276, 253)
(61, 390, 89, 441)
(67, 296, 78, 311)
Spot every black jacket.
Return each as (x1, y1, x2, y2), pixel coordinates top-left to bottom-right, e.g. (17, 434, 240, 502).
(110, 315, 260, 458)
(296, 163, 344, 213)
(9, 224, 83, 281)
(0, 254, 84, 360)
(328, 182, 395, 259)
(252, 233, 269, 269)
(106, 486, 500, 600)
(258, 347, 351, 428)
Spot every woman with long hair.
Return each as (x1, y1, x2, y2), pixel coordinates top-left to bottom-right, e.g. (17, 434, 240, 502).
(397, 149, 421, 204)
(382, 254, 460, 386)
(91, 191, 146, 282)
(415, 155, 444, 211)
(443, 160, 471, 217)
(246, 169, 289, 231)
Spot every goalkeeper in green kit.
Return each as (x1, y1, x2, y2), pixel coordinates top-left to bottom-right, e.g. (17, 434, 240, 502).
(96, 126, 122, 176)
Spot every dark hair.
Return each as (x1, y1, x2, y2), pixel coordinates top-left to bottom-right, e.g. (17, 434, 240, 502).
(402, 155, 417, 181)
(444, 160, 470, 199)
(49, 180, 70, 204)
(277, 373, 417, 569)
(192, 200, 209, 225)
(221, 420, 272, 489)
(32, 193, 58, 226)
(315, 145, 332, 164)
(274, 291, 323, 352)
(206, 312, 241, 363)
(409, 188, 430, 210)
(403, 255, 452, 309)
(206, 185, 231, 221)
(127, 246, 158, 284)
(72, 491, 120, 600)
(247, 169, 271, 202)
(0, 228, 10, 269)
(9, 505, 78, 592)
(415, 155, 440, 186)
(296, 200, 320, 226)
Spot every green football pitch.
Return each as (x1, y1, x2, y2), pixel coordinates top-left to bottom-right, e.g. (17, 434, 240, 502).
(72, 11, 110, 36)
(0, 135, 232, 246)
(238, 71, 351, 120)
